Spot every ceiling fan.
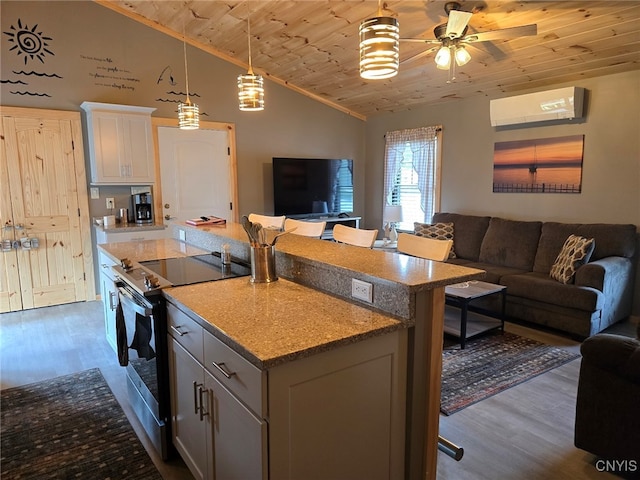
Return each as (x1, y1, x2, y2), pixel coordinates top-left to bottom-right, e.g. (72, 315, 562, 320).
(400, 1, 537, 81)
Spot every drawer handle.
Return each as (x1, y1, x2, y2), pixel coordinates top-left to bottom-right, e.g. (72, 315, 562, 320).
(198, 386, 210, 421)
(211, 361, 236, 379)
(193, 381, 201, 415)
(108, 291, 117, 311)
(170, 325, 186, 336)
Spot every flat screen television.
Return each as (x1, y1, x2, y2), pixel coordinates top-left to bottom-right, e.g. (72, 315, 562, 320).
(272, 157, 353, 218)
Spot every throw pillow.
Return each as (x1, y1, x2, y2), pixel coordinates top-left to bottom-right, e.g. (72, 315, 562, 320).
(414, 222, 456, 258)
(549, 234, 595, 284)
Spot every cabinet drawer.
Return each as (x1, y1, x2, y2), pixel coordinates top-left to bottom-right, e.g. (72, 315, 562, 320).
(204, 330, 265, 417)
(167, 302, 204, 363)
(98, 251, 117, 280)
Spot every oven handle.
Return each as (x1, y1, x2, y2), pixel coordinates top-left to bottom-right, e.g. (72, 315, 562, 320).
(117, 286, 154, 317)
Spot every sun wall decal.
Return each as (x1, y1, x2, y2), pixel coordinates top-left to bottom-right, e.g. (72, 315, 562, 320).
(3, 18, 54, 64)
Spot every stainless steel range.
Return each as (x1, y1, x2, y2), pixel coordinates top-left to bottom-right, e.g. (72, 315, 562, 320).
(113, 253, 250, 459)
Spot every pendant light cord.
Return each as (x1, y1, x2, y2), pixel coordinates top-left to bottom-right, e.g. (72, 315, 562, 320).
(182, 24, 191, 101)
(247, 6, 253, 74)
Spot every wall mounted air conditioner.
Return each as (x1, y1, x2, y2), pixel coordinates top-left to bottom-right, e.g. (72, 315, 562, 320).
(490, 87, 585, 127)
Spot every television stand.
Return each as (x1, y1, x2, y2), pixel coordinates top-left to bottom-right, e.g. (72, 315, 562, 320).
(300, 216, 361, 240)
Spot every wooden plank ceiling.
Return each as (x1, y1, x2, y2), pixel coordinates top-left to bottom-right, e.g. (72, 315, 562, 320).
(97, 1, 640, 120)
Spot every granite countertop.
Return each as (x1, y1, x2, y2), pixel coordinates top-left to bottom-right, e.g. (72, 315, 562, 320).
(182, 221, 484, 291)
(97, 238, 208, 263)
(163, 277, 405, 370)
(98, 226, 484, 369)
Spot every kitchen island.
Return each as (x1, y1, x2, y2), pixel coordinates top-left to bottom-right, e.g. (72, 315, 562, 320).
(98, 222, 484, 479)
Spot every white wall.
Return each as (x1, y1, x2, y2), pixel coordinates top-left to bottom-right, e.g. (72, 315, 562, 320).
(0, 1, 366, 219)
(365, 70, 640, 314)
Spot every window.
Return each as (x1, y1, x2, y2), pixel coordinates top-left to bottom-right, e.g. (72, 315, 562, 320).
(383, 126, 442, 232)
(335, 160, 353, 213)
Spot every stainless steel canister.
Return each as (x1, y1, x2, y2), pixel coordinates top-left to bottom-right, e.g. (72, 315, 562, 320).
(250, 245, 277, 283)
(118, 208, 129, 224)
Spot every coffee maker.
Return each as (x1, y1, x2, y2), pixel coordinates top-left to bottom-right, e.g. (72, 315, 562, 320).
(132, 193, 153, 224)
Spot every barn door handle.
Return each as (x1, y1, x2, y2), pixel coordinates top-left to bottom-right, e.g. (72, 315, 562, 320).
(19, 237, 39, 250)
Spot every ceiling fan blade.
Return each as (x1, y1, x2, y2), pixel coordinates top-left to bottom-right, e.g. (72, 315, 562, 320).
(401, 46, 439, 65)
(400, 38, 441, 45)
(463, 24, 537, 43)
(445, 10, 472, 38)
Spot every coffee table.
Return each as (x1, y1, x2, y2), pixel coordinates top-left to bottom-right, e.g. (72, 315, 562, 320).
(444, 281, 506, 349)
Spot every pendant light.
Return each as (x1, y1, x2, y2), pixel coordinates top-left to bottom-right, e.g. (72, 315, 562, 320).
(359, 0, 399, 80)
(238, 9, 264, 111)
(178, 25, 199, 129)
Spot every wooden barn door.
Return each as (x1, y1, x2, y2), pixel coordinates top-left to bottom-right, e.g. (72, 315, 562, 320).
(0, 107, 95, 313)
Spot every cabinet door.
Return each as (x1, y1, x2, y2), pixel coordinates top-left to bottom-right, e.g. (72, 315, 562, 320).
(85, 107, 155, 185)
(206, 370, 267, 480)
(169, 337, 210, 480)
(90, 112, 128, 183)
(98, 252, 118, 352)
(1, 108, 95, 311)
(122, 114, 155, 183)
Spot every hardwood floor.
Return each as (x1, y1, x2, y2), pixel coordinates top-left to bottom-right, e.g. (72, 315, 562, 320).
(1, 300, 636, 479)
(0, 301, 193, 480)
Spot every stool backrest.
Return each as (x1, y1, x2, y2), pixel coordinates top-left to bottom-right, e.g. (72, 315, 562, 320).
(397, 233, 452, 261)
(333, 224, 378, 248)
(284, 218, 327, 238)
(248, 213, 285, 230)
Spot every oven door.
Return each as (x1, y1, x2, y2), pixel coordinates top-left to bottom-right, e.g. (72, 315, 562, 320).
(117, 284, 156, 364)
(115, 281, 170, 459)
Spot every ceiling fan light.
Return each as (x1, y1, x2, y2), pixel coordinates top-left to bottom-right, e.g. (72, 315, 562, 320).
(238, 73, 265, 111)
(454, 46, 471, 66)
(359, 16, 399, 80)
(178, 99, 199, 130)
(435, 45, 451, 69)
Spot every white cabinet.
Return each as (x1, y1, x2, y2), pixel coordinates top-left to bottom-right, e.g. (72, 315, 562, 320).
(81, 102, 156, 184)
(97, 251, 118, 352)
(167, 302, 267, 480)
(167, 299, 405, 480)
(169, 338, 210, 480)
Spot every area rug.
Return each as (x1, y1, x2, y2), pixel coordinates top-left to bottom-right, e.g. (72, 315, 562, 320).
(440, 332, 580, 415)
(0, 368, 162, 479)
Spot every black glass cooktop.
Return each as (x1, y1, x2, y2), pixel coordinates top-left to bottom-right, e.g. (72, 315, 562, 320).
(139, 254, 250, 286)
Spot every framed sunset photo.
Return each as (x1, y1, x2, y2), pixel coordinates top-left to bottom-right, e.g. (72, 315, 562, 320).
(493, 135, 585, 193)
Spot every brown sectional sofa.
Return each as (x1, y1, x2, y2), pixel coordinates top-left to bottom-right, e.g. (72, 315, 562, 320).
(431, 213, 638, 338)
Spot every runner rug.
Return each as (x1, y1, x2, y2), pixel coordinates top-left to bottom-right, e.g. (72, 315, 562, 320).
(440, 332, 580, 415)
(0, 368, 162, 479)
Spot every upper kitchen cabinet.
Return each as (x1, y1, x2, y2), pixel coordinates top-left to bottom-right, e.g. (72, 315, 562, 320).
(80, 102, 156, 185)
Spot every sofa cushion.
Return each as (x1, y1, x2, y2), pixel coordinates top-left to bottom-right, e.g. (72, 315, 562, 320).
(501, 272, 604, 312)
(431, 213, 490, 261)
(550, 234, 596, 284)
(414, 222, 456, 258)
(533, 222, 637, 273)
(456, 261, 527, 284)
(478, 217, 542, 270)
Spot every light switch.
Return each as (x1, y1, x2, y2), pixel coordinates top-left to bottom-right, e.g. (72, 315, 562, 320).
(90, 187, 99, 199)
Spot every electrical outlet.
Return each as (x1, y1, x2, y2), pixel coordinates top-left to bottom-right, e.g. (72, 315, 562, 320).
(106, 197, 115, 209)
(179, 229, 186, 241)
(352, 278, 373, 303)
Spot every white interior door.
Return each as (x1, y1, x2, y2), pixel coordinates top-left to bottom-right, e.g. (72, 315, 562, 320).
(158, 126, 235, 223)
